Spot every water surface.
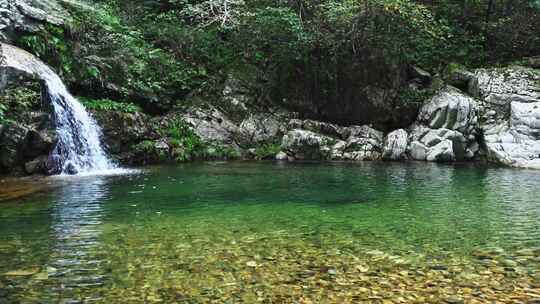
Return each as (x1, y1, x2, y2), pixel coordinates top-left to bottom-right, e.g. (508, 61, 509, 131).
(1, 162, 539, 303)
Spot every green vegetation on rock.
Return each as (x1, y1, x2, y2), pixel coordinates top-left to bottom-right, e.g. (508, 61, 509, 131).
(11, 0, 539, 120)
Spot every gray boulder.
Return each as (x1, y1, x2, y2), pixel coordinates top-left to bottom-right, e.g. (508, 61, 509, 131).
(409, 141, 428, 161)
(382, 129, 408, 160)
(0, 0, 68, 42)
(287, 119, 346, 139)
(0, 123, 28, 171)
(239, 114, 285, 144)
(275, 151, 288, 161)
(24, 155, 48, 174)
(470, 67, 540, 105)
(408, 86, 480, 161)
(281, 129, 334, 160)
(418, 86, 478, 133)
(180, 107, 241, 147)
(23, 129, 56, 159)
(426, 140, 455, 162)
(473, 67, 540, 168)
(483, 101, 540, 168)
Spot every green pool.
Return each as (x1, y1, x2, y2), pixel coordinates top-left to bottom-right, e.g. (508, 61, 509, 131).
(1, 162, 539, 303)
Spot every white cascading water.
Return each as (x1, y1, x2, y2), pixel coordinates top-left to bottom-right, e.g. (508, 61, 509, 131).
(2, 43, 121, 175)
(44, 73, 116, 175)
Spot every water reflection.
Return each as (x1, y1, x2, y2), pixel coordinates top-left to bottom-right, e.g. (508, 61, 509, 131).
(47, 176, 110, 301)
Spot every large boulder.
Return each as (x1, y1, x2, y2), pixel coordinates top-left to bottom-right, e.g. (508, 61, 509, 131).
(0, 123, 28, 171)
(426, 140, 455, 162)
(0, 0, 68, 42)
(382, 129, 408, 160)
(407, 86, 480, 162)
(180, 107, 241, 147)
(281, 129, 335, 160)
(92, 111, 154, 155)
(473, 67, 540, 168)
(239, 114, 285, 145)
(483, 102, 540, 168)
(470, 67, 540, 106)
(339, 125, 384, 161)
(281, 120, 384, 161)
(417, 86, 478, 134)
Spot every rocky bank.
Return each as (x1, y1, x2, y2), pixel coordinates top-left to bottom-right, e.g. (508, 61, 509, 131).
(2, 38, 540, 175)
(1, 0, 540, 175)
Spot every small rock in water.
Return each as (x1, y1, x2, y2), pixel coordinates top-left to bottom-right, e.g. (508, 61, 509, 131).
(275, 151, 288, 161)
(444, 296, 464, 304)
(5, 267, 40, 276)
(430, 265, 448, 271)
(65, 163, 78, 175)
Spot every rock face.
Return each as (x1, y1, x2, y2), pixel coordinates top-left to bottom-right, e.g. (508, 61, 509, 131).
(407, 86, 480, 162)
(0, 113, 58, 175)
(472, 67, 540, 168)
(280, 120, 384, 161)
(0, 0, 68, 42)
(382, 129, 408, 160)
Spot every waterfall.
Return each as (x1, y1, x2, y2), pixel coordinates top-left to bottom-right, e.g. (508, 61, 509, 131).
(1, 43, 121, 175)
(44, 73, 116, 175)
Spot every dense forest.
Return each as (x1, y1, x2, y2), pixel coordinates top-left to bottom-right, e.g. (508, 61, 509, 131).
(11, 0, 540, 120)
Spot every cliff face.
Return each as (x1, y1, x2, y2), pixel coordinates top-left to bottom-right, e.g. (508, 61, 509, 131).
(0, 0, 67, 42)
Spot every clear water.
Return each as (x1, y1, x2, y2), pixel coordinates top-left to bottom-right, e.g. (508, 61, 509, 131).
(0, 162, 539, 303)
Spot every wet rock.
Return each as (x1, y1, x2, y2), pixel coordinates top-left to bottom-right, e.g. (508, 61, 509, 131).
(382, 129, 409, 160)
(65, 163, 78, 175)
(93, 111, 152, 156)
(0, 123, 27, 172)
(426, 139, 455, 162)
(45, 154, 62, 175)
(23, 129, 56, 159)
(275, 151, 288, 161)
(24, 155, 48, 174)
(444, 296, 464, 304)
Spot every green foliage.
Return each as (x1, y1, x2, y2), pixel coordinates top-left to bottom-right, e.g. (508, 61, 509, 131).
(160, 119, 207, 162)
(78, 97, 141, 113)
(14, 0, 540, 118)
(205, 145, 242, 160)
(254, 143, 281, 159)
(0, 85, 41, 123)
(395, 87, 433, 105)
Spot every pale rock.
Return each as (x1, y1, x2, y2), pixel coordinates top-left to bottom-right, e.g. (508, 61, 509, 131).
(382, 129, 408, 160)
(426, 140, 455, 162)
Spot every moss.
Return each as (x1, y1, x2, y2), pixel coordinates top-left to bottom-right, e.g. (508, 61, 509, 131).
(0, 82, 42, 123)
(78, 97, 141, 113)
